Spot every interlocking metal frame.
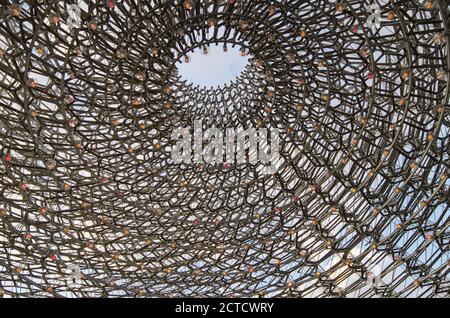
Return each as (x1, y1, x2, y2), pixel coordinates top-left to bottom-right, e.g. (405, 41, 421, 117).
(0, 0, 449, 298)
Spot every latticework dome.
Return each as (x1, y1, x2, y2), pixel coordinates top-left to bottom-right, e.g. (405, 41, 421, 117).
(0, 0, 449, 298)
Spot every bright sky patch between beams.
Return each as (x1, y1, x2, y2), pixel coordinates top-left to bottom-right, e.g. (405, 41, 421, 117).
(177, 45, 249, 88)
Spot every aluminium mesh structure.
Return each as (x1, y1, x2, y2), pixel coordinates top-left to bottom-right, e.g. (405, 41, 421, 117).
(0, 0, 449, 298)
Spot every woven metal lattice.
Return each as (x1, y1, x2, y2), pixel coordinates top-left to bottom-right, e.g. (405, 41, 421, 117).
(0, 0, 449, 298)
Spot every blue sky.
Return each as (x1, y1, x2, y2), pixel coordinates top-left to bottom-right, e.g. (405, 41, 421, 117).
(177, 45, 249, 88)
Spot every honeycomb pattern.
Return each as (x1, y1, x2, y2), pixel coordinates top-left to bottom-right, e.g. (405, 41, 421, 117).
(0, 0, 449, 298)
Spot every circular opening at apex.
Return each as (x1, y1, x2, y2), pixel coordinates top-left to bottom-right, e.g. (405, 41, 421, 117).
(177, 45, 249, 89)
